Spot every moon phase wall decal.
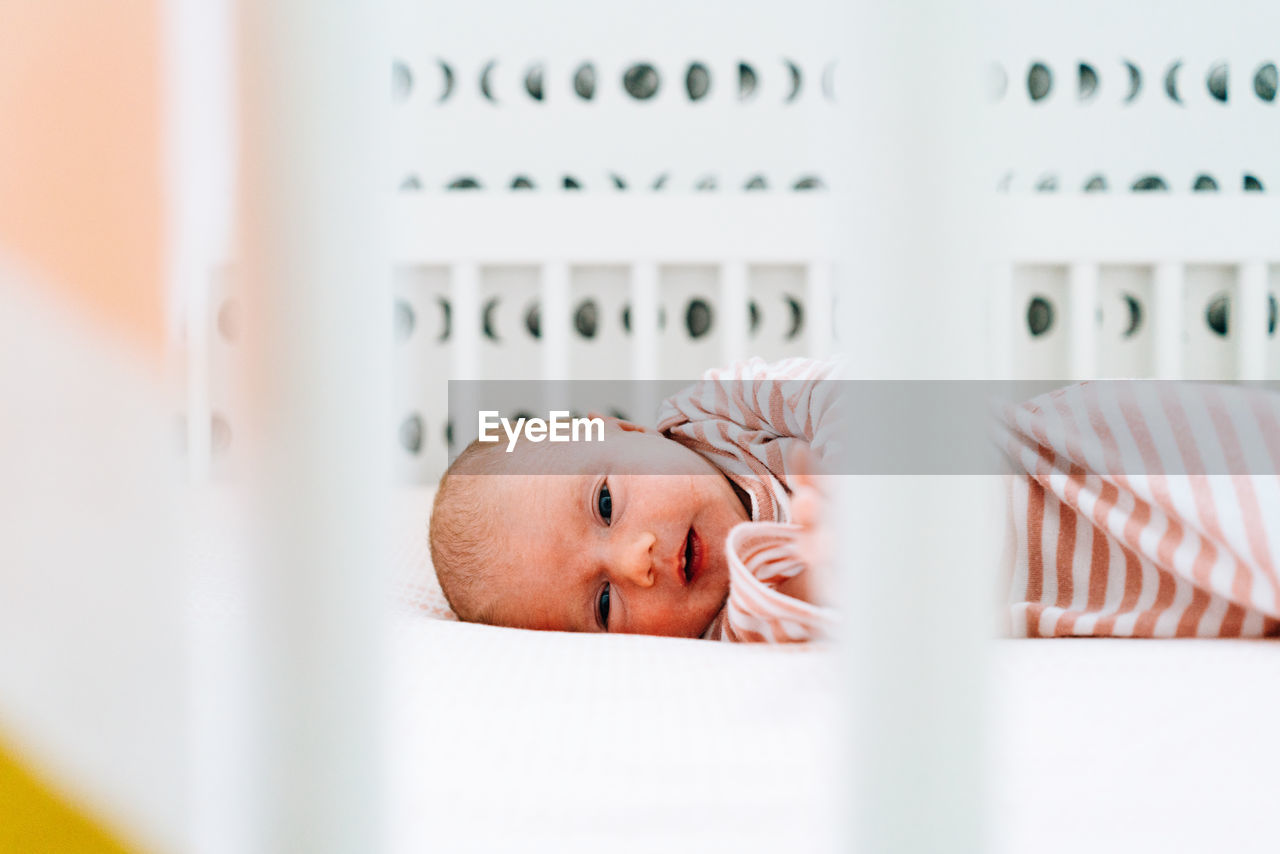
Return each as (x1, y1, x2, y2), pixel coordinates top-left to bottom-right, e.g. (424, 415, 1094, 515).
(482, 298, 501, 341)
(1028, 62, 1052, 101)
(480, 60, 498, 102)
(784, 59, 802, 102)
(1206, 293, 1229, 337)
(574, 63, 596, 100)
(399, 414, 424, 454)
(394, 299, 415, 341)
(686, 62, 710, 101)
(392, 60, 412, 103)
(525, 63, 545, 101)
(437, 297, 452, 342)
(437, 59, 454, 102)
(738, 63, 757, 100)
(784, 295, 804, 340)
(1078, 63, 1098, 101)
(1124, 60, 1142, 102)
(1121, 293, 1143, 338)
(1206, 62, 1228, 102)
(1164, 60, 1183, 103)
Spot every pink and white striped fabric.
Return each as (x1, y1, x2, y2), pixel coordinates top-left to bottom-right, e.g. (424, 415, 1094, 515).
(660, 359, 1280, 642)
(1000, 381, 1280, 638)
(657, 357, 840, 643)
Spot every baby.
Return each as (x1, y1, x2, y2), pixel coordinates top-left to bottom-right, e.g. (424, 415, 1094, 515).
(432, 363, 1280, 641)
(429, 357, 839, 642)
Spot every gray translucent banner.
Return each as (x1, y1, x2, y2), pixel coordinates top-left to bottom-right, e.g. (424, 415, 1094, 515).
(447, 380, 1280, 475)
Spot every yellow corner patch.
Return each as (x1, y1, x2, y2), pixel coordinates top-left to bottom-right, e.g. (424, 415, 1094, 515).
(0, 740, 137, 854)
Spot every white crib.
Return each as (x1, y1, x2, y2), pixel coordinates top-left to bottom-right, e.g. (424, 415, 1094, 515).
(171, 2, 1280, 853)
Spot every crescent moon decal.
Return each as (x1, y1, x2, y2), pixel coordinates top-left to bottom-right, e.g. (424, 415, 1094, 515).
(822, 61, 836, 102)
(437, 59, 455, 102)
(574, 63, 596, 100)
(1078, 62, 1098, 101)
(394, 298, 415, 341)
(525, 63, 545, 101)
(482, 297, 501, 341)
(436, 296, 451, 342)
(524, 300, 541, 339)
(738, 62, 758, 101)
(392, 60, 412, 103)
(480, 59, 498, 103)
(1207, 62, 1228, 102)
(1122, 293, 1143, 338)
(784, 58, 802, 103)
(784, 295, 804, 340)
(1123, 60, 1142, 102)
(1205, 293, 1229, 337)
(1164, 60, 1183, 104)
(399, 414, 424, 454)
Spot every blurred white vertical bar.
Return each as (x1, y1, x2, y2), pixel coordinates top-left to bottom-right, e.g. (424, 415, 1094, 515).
(720, 260, 749, 365)
(170, 0, 238, 847)
(1237, 261, 1268, 380)
(540, 261, 571, 381)
(540, 261, 571, 423)
(805, 260, 833, 358)
(833, 2, 991, 853)
(989, 262, 1016, 378)
(451, 262, 481, 447)
(1154, 262, 1184, 379)
(1068, 262, 1099, 379)
(169, 0, 234, 483)
(630, 261, 660, 421)
(239, 2, 388, 853)
(451, 263, 481, 381)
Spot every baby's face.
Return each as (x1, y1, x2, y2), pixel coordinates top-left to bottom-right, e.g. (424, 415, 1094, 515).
(478, 421, 750, 637)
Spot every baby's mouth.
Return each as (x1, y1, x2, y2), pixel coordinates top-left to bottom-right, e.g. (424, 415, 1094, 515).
(682, 527, 701, 586)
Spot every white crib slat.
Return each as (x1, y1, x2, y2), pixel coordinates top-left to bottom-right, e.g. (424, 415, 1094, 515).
(1236, 261, 1268, 381)
(451, 262, 481, 382)
(185, 271, 212, 482)
(629, 262, 660, 381)
(629, 261, 661, 422)
(805, 260, 833, 359)
(540, 261, 571, 381)
(239, 2, 388, 851)
(450, 262, 482, 447)
(1068, 263, 1099, 380)
(989, 262, 1016, 379)
(1154, 262, 1185, 379)
(720, 260, 749, 366)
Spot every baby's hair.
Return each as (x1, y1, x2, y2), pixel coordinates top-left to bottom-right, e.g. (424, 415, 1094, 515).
(428, 438, 515, 623)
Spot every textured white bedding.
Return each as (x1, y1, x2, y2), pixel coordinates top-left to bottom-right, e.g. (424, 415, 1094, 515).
(190, 488, 1280, 854)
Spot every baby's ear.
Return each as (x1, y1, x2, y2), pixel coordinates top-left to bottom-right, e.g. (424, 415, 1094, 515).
(587, 411, 650, 434)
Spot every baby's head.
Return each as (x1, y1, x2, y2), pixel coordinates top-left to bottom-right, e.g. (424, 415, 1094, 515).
(429, 418, 750, 637)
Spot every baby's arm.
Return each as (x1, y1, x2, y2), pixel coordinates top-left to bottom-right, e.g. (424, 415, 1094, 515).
(774, 445, 833, 606)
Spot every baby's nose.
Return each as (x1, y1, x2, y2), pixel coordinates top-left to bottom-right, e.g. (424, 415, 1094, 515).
(615, 531, 657, 588)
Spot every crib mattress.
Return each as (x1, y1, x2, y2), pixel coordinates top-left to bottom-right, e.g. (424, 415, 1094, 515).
(188, 489, 1279, 853)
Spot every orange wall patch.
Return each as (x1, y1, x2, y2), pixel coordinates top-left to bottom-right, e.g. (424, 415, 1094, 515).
(0, 0, 165, 363)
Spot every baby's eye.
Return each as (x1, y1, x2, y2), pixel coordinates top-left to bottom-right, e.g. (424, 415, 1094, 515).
(597, 583, 611, 631)
(597, 482, 612, 524)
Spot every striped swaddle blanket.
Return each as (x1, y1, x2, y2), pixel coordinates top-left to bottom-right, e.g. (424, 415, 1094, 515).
(659, 358, 1280, 641)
